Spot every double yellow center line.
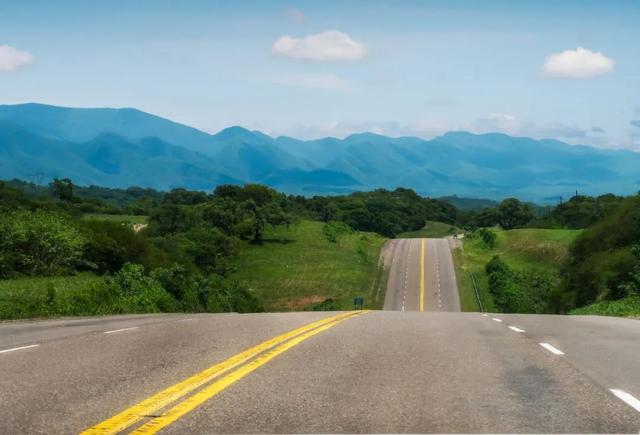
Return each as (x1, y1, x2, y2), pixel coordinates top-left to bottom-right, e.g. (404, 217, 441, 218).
(82, 311, 366, 434)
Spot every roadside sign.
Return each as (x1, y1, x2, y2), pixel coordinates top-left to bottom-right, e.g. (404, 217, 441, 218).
(354, 297, 364, 310)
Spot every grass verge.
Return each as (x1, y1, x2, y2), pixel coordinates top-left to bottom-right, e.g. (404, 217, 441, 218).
(0, 273, 106, 320)
(231, 220, 386, 311)
(570, 295, 640, 318)
(454, 228, 581, 312)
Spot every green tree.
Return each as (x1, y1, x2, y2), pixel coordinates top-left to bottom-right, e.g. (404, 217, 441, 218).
(149, 204, 202, 235)
(497, 198, 533, 230)
(50, 178, 75, 202)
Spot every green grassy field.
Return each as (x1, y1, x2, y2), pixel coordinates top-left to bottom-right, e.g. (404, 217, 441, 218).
(397, 221, 461, 239)
(0, 273, 106, 320)
(231, 220, 387, 311)
(453, 228, 581, 312)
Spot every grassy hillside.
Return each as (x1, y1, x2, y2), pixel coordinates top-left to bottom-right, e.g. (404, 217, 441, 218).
(397, 220, 461, 239)
(231, 220, 387, 311)
(453, 228, 581, 312)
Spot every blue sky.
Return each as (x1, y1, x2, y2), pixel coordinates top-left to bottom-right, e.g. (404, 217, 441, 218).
(1, 0, 639, 149)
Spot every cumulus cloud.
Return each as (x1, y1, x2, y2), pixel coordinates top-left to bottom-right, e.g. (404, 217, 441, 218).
(271, 30, 367, 61)
(542, 47, 614, 78)
(0, 45, 34, 72)
(591, 126, 605, 133)
(631, 120, 640, 128)
(272, 73, 351, 91)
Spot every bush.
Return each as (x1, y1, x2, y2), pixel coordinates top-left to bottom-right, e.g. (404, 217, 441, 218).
(0, 210, 86, 277)
(476, 228, 497, 248)
(322, 221, 353, 243)
(150, 264, 202, 311)
(83, 219, 158, 273)
(203, 277, 263, 313)
(104, 263, 177, 313)
(485, 256, 552, 313)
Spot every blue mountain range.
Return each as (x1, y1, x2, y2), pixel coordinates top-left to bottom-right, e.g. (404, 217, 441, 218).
(1, 103, 639, 201)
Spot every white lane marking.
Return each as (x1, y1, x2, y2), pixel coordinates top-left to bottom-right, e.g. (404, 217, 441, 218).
(509, 326, 525, 333)
(610, 389, 640, 413)
(104, 326, 139, 335)
(0, 344, 40, 354)
(492, 318, 503, 323)
(482, 313, 489, 317)
(539, 342, 565, 355)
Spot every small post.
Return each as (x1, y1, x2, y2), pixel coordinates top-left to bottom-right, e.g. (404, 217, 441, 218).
(470, 273, 484, 313)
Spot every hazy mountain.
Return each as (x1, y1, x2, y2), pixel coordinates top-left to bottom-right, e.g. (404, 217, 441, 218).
(1, 103, 639, 200)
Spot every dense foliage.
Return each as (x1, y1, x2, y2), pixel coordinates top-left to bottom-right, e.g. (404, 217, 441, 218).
(557, 195, 640, 311)
(485, 256, 554, 313)
(3, 177, 639, 317)
(293, 188, 465, 237)
(0, 210, 86, 277)
(0, 181, 302, 315)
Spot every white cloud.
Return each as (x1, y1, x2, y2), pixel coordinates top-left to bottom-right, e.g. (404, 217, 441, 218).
(542, 47, 614, 79)
(280, 119, 451, 140)
(0, 45, 34, 72)
(475, 113, 519, 134)
(272, 73, 351, 90)
(271, 30, 367, 61)
(473, 113, 589, 141)
(278, 114, 619, 148)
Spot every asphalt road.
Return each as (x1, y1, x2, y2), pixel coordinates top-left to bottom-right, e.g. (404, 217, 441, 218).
(1, 311, 639, 433)
(383, 238, 461, 312)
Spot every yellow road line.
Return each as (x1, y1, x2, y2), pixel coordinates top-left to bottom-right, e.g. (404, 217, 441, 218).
(132, 311, 366, 434)
(420, 238, 425, 312)
(81, 311, 358, 435)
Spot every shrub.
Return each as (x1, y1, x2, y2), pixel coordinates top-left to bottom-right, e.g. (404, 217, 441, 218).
(203, 276, 263, 313)
(322, 221, 353, 243)
(104, 263, 177, 313)
(150, 264, 202, 311)
(0, 210, 86, 277)
(485, 256, 552, 313)
(476, 228, 497, 248)
(82, 219, 155, 273)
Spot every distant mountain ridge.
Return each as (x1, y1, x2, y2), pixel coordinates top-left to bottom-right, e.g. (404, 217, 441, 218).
(1, 103, 639, 201)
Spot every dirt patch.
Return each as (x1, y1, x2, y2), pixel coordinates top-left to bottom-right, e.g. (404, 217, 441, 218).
(282, 295, 327, 309)
(379, 239, 397, 270)
(132, 223, 148, 232)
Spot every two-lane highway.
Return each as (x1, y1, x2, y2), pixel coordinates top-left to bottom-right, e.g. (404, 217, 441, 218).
(1, 238, 639, 433)
(383, 238, 461, 312)
(1, 311, 640, 433)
